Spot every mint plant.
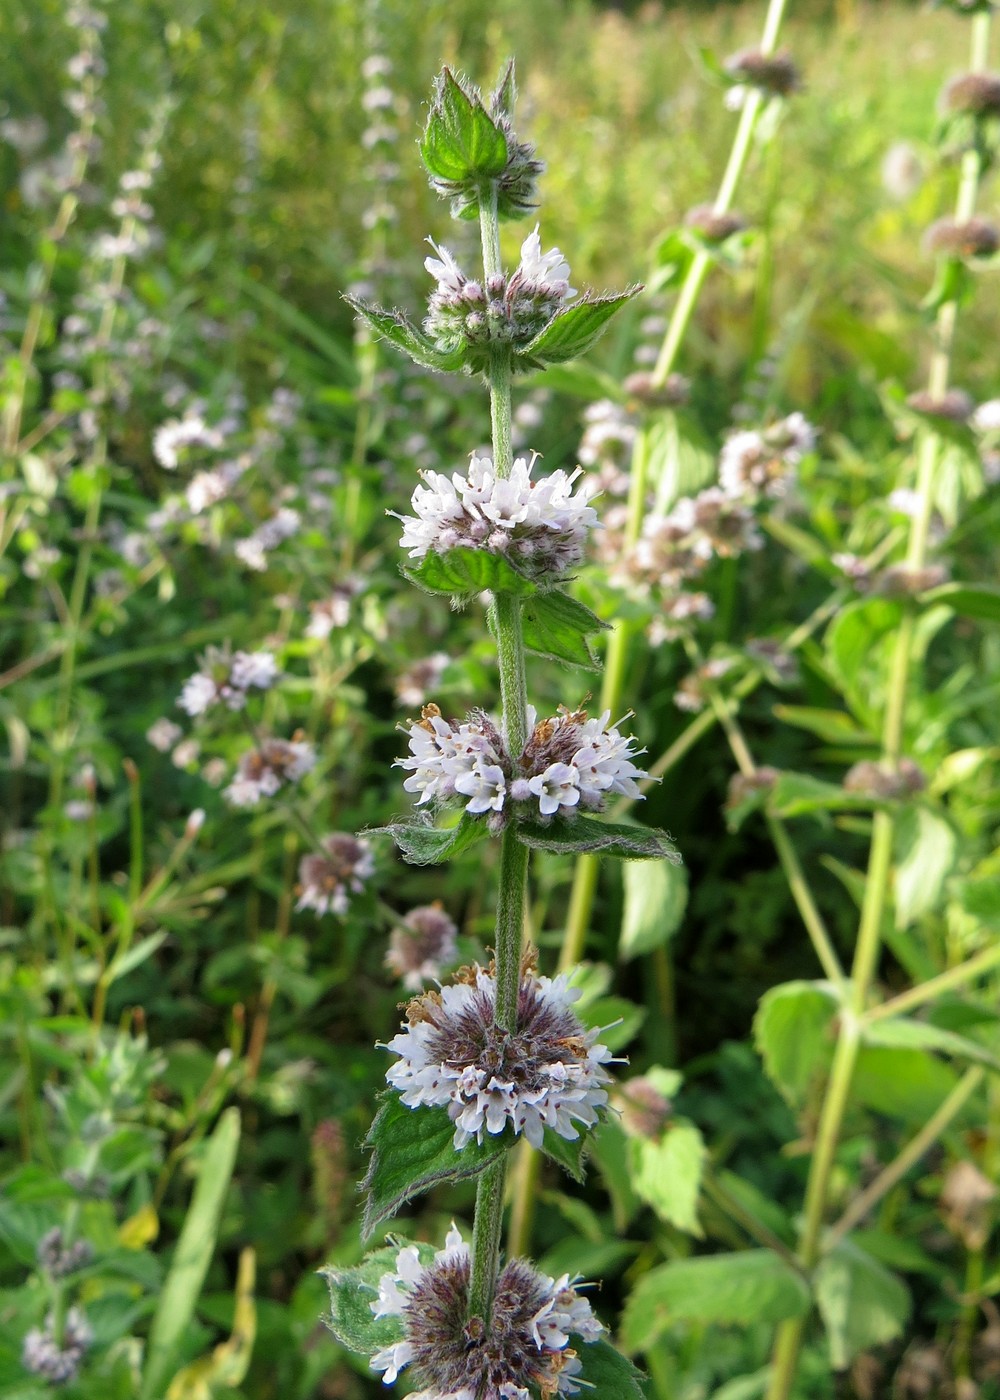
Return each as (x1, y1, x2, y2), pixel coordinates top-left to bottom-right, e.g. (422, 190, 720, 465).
(322, 63, 677, 1399)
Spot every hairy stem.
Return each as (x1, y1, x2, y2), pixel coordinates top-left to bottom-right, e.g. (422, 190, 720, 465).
(468, 179, 530, 1322)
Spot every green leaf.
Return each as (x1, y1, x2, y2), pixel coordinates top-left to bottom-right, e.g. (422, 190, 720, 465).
(578, 994, 647, 1053)
(344, 298, 464, 373)
(621, 1250, 810, 1353)
(321, 1240, 435, 1357)
(619, 858, 688, 960)
(362, 1095, 507, 1236)
(921, 256, 974, 315)
(521, 589, 609, 669)
(772, 706, 873, 746)
(767, 771, 879, 820)
(824, 598, 903, 731)
(862, 1016, 1000, 1072)
(404, 546, 537, 601)
(919, 581, 1000, 623)
(421, 69, 509, 184)
(539, 1128, 589, 1184)
(520, 289, 642, 366)
(369, 813, 491, 867)
(815, 1239, 911, 1369)
(140, 1108, 241, 1400)
(853, 1047, 964, 1124)
(629, 1122, 705, 1236)
(753, 981, 839, 1107)
(516, 816, 680, 861)
(763, 516, 836, 575)
(894, 806, 956, 928)
(574, 1338, 646, 1400)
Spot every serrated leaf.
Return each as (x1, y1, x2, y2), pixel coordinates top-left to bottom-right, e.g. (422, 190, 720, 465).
(516, 816, 680, 861)
(421, 69, 509, 184)
(621, 1250, 810, 1353)
(521, 589, 608, 668)
(404, 546, 537, 601)
(620, 858, 688, 960)
(521, 289, 641, 366)
(894, 806, 956, 928)
(344, 298, 464, 373)
(321, 1240, 435, 1357)
(539, 1128, 589, 1184)
(862, 1016, 1000, 1072)
(362, 1095, 508, 1235)
(629, 1122, 705, 1236)
(369, 813, 491, 867)
(920, 581, 1000, 623)
(815, 1239, 911, 1369)
(753, 981, 839, 1107)
(574, 1338, 646, 1400)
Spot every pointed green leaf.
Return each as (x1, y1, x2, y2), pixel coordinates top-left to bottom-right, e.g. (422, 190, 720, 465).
(421, 69, 508, 184)
(321, 1241, 435, 1357)
(621, 1250, 810, 1353)
(521, 589, 609, 668)
(521, 289, 642, 366)
(894, 806, 957, 928)
(369, 813, 491, 866)
(345, 298, 464, 373)
(515, 816, 680, 861)
(815, 1239, 910, 1368)
(362, 1095, 508, 1236)
(403, 546, 537, 601)
(919, 581, 1000, 623)
(574, 1339, 646, 1400)
(620, 858, 688, 960)
(754, 981, 839, 1107)
(862, 1016, 1000, 1072)
(629, 1122, 705, 1236)
(140, 1109, 241, 1400)
(539, 1128, 589, 1184)
(768, 771, 880, 820)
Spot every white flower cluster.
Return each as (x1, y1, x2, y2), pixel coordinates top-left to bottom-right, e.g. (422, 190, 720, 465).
(397, 703, 647, 820)
(224, 738, 315, 807)
(153, 412, 224, 470)
(384, 964, 614, 1151)
(370, 1226, 602, 1400)
(178, 648, 280, 716)
(395, 452, 598, 581)
(422, 226, 576, 362)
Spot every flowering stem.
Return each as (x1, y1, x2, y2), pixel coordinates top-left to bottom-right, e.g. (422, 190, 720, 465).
(765, 15, 991, 1397)
(467, 179, 531, 1323)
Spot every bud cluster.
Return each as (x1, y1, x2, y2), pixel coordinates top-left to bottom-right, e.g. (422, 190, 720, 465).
(371, 1225, 602, 1400)
(224, 736, 315, 807)
(22, 1308, 93, 1385)
(398, 703, 647, 820)
(423, 227, 575, 368)
(36, 1226, 93, 1279)
(386, 903, 460, 990)
(384, 957, 614, 1150)
(395, 451, 598, 581)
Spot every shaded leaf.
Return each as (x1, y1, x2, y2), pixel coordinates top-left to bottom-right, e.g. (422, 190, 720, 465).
(629, 1122, 705, 1236)
(363, 1095, 507, 1235)
(574, 1338, 646, 1400)
(753, 981, 839, 1107)
(894, 806, 956, 928)
(620, 858, 688, 960)
(421, 69, 508, 184)
(369, 813, 491, 867)
(853, 1047, 965, 1124)
(344, 298, 464, 373)
(862, 1016, 1000, 1072)
(521, 589, 608, 669)
(516, 816, 680, 861)
(322, 1240, 434, 1357)
(404, 546, 537, 601)
(815, 1239, 911, 1369)
(621, 1250, 810, 1353)
(920, 581, 1000, 623)
(768, 771, 879, 820)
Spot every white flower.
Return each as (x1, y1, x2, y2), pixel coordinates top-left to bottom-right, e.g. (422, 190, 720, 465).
(153, 413, 223, 470)
(528, 762, 580, 816)
(146, 717, 183, 752)
(229, 650, 280, 691)
(517, 225, 576, 300)
(178, 672, 219, 717)
(454, 760, 506, 814)
(395, 452, 598, 581)
(973, 399, 1000, 434)
(224, 739, 315, 807)
(297, 834, 374, 917)
(424, 239, 467, 296)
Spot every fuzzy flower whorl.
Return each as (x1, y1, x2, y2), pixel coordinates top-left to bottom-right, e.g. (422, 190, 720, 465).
(384, 959, 614, 1150)
(371, 1225, 602, 1400)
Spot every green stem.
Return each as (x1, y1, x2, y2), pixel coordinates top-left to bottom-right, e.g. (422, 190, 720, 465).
(468, 177, 530, 1322)
(765, 17, 991, 1395)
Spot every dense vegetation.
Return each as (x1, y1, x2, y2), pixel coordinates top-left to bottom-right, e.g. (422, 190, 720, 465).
(1, 1, 999, 1397)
